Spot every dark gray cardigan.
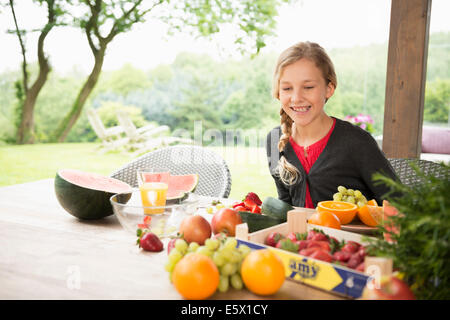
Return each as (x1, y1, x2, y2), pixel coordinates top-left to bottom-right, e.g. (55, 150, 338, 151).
(266, 117, 398, 207)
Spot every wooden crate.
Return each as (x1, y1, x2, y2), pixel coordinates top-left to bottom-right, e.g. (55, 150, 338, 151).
(235, 208, 393, 299)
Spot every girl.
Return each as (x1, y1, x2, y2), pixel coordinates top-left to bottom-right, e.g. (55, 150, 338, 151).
(266, 41, 397, 208)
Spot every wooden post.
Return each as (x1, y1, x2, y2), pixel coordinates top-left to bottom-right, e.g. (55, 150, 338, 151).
(383, 0, 431, 158)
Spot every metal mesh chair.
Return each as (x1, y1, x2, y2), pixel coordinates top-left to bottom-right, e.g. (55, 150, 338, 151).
(110, 145, 232, 198)
(389, 158, 449, 187)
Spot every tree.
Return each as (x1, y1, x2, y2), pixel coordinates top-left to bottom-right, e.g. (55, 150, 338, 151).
(6, 0, 69, 144)
(51, 0, 289, 142)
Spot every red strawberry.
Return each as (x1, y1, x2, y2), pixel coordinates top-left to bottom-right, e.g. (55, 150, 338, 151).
(251, 205, 261, 214)
(311, 232, 328, 242)
(309, 249, 334, 263)
(265, 232, 284, 247)
(232, 202, 245, 209)
(307, 240, 331, 252)
(299, 247, 320, 257)
(295, 240, 309, 251)
(244, 192, 262, 206)
(138, 232, 164, 252)
(333, 250, 352, 262)
(341, 242, 359, 254)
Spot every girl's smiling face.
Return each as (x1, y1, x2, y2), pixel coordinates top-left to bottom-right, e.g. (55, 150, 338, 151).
(279, 58, 335, 127)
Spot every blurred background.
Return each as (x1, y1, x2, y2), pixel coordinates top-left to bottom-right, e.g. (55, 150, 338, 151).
(0, 0, 448, 200)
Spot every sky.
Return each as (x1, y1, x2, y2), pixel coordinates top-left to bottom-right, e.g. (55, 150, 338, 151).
(0, 0, 449, 74)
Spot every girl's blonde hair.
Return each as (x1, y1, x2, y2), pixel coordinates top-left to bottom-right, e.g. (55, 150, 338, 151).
(273, 42, 337, 186)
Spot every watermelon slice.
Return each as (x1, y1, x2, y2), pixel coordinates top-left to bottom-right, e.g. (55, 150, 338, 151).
(55, 169, 132, 220)
(140, 172, 199, 203)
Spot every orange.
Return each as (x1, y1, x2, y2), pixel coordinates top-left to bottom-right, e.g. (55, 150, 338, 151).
(172, 253, 219, 300)
(357, 204, 384, 227)
(317, 201, 358, 224)
(241, 249, 285, 296)
(308, 210, 342, 229)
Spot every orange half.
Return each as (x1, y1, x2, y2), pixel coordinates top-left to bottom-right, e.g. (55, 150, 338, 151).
(317, 201, 358, 224)
(357, 202, 384, 227)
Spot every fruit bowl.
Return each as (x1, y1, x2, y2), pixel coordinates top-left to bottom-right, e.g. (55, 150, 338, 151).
(110, 189, 200, 238)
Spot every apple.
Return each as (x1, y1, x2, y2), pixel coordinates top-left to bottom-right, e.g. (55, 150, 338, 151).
(178, 215, 211, 245)
(211, 208, 243, 237)
(361, 276, 415, 300)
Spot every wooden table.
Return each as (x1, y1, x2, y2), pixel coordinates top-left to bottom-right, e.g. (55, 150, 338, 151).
(0, 179, 343, 300)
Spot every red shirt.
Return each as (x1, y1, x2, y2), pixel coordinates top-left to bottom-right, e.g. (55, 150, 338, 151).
(289, 118, 336, 208)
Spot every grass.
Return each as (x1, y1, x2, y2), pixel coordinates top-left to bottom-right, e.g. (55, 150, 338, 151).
(0, 143, 277, 201)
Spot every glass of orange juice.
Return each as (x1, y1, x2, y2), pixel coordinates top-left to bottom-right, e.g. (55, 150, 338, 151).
(139, 182, 168, 214)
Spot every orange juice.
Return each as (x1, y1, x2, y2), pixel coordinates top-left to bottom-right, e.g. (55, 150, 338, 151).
(139, 182, 168, 214)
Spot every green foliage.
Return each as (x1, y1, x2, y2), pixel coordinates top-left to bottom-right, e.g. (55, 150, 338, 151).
(424, 79, 450, 123)
(368, 164, 450, 299)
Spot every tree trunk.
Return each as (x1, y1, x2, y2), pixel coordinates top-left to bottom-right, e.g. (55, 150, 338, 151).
(14, 4, 53, 144)
(52, 49, 105, 142)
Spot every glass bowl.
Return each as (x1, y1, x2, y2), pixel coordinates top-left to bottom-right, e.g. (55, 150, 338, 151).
(110, 189, 200, 238)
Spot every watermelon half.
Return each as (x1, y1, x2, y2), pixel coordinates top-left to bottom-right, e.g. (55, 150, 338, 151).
(55, 169, 132, 220)
(140, 172, 199, 203)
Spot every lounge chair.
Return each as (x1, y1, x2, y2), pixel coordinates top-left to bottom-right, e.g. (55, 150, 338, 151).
(86, 108, 129, 153)
(116, 109, 194, 156)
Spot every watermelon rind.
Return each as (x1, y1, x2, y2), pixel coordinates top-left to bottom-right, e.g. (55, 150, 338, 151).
(54, 170, 131, 220)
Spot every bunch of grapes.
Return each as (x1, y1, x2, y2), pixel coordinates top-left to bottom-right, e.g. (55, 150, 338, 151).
(165, 236, 252, 293)
(333, 185, 368, 208)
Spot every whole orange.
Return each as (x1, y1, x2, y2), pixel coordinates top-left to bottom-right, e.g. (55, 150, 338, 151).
(241, 249, 285, 296)
(308, 211, 341, 229)
(172, 253, 219, 300)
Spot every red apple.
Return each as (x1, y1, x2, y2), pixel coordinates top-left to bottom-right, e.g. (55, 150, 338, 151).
(361, 276, 415, 300)
(211, 208, 242, 237)
(178, 215, 211, 245)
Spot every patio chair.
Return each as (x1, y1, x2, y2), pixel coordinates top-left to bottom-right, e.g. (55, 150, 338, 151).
(110, 145, 232, 198)
(388, 158, 449, 187)
(86, 108, 128, 152)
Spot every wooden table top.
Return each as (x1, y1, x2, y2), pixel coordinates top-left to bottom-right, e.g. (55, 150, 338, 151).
(0, 179, 344, 300)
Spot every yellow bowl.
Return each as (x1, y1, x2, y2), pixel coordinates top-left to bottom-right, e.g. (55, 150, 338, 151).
(317, 201, 358, 225)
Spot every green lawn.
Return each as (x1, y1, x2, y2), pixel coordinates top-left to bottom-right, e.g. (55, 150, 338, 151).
(0, 143, 277, 201)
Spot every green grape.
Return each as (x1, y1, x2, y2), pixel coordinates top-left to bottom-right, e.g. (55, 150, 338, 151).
(347, 189, 355, 196)
(175, 239, 188, 254)
(230, 273, 243, 290)
(346, 196, 355, 204)
(196, 246, 213, 257)
(229, 250, 242, 263)
(205, 238, 220, 251)
(219, 248, 234, 261)
(164, 261, 175, 273)
(218, 275, 229, 293)
(238, 245, 251, 258)
(360, 196, 368, 203)
(354, 190, 362, 199)
(357, 201, 366, 208)
(168, 248, 183, 264)
(221, 262, 237, 276)
(337, 186, 347, 194)
(333, 192, 343, 201)
(212, 251, 226, 267)
(224, 237, 238, 250)
(187, 242, 199, 252)
(341, 195, 348, 202)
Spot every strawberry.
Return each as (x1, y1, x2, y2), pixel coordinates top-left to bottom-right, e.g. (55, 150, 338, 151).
(333, 250, 352, 262)
(232, 202, 245, 209)
(295, 240, 309, 251)
(307, 240, 331, 252)
(299, 247, 320, 257)
(137, 231, 164, 252)
(244, 192, 262, 206)
(275, 238, 299, 253)
(251, 205, 261, 214)
(309, 249, 334, 263)
(265, 232, 284, 247)
(341, 242, 359, 254)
